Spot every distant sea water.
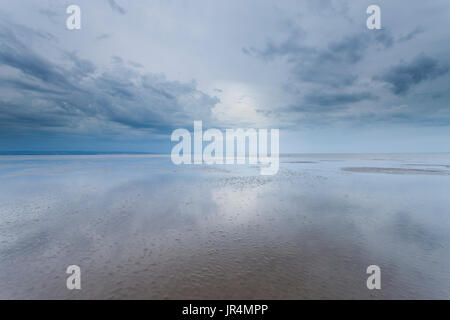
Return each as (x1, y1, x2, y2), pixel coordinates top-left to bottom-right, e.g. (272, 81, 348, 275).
(0, 151, 162, 155)
(0, 153, 449, 299)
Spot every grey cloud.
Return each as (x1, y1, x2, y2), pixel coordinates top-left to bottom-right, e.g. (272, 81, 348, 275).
(376, 54, 449, 95)
(243, 27, 309, 61)
(239, 6, 450, 129)
(128, 60, 143, 68)
(306, 0, 350, 17)
(38, 9, 58, 19)
(327, 32, 393, 64)
(245, 29, 394, 88)
(303, 91, 377, 107)
(65, 52, 97, 78)
(293, 67, 358, 88)
(281, 91, 377, 118)
(398, 27, 425, 43)
(96, 33, 110, 41)
(111, 55, 123, 64)
(0, 25, 70, 88)
(0, 22, 218, 136)
(0, 78, 65, 95)
(107, 0, 126, 15)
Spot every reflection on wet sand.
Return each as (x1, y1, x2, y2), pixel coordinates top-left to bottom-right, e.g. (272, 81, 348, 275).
(0, 154, 449, 299)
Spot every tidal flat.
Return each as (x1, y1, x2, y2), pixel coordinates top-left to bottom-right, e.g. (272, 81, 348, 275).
(0, 154, 449, 299)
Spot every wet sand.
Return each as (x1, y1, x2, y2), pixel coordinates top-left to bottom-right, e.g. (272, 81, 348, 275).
(0, 154, 450, 299)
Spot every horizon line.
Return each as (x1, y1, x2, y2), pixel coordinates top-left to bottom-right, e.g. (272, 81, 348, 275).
(1, 151, 450, 156)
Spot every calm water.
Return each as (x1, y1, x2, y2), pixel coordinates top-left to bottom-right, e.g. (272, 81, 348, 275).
(0, 154, 449, 299)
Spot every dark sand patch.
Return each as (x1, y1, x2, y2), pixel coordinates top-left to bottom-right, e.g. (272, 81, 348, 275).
(187, 166, 231, 173)
(342, 167, 449, 175)
(282, 161, 317, 164)
(403, 163, 450, 169)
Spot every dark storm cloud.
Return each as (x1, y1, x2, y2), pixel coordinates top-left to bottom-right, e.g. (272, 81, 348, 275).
(244, 29, 394, 88)
(0, 22, 218, 135)
(376, 54, 449, 95)
(0, 78, 65, 95)
(303, 91, 377, 108)
(65, 52, 97, 79)
(242, 10, 450, 129)
(281, 91, 377, 118)
(107, 0, 126, 15)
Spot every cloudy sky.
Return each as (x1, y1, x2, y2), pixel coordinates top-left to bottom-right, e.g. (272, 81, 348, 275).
(1, 0, 449, 153)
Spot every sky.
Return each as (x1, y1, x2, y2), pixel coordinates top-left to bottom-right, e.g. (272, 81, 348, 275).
(0, 0, 449, 153)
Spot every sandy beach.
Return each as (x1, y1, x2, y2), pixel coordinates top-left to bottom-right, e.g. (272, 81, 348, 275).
(1, 154, 450, 299)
